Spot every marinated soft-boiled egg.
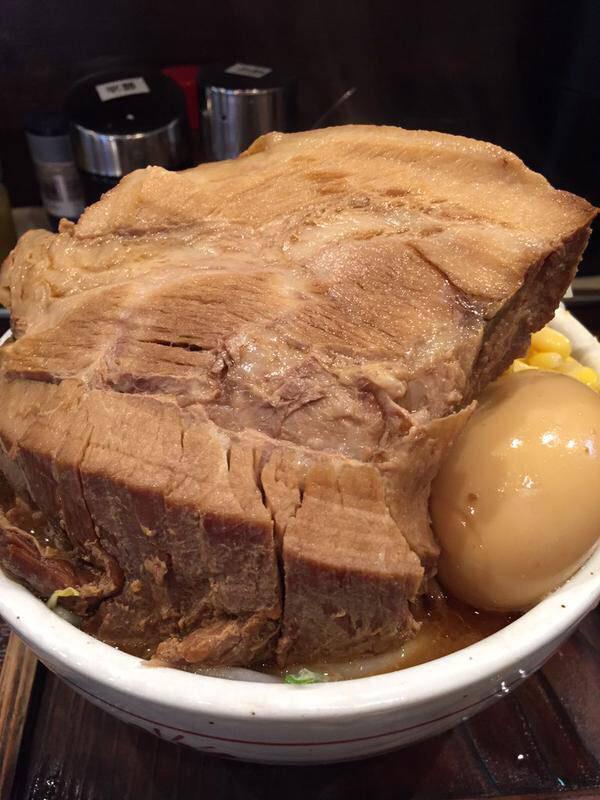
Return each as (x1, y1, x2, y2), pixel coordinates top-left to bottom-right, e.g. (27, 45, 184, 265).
(431, 370, 600, 612)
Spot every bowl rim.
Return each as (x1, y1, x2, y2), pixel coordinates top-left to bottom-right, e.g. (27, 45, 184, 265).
(0, 307, 599, 724)
(1, 546, 598, 722)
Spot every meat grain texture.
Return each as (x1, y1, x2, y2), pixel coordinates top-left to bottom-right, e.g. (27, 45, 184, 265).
(0, 126, 595, 669)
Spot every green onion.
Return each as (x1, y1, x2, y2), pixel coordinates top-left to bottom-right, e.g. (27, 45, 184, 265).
(284, 668, 324, 685)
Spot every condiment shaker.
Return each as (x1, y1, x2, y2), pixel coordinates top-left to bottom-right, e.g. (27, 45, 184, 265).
(67, 70, 191, 205)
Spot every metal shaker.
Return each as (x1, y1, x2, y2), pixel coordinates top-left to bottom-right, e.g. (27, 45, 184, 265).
(67, 69, 191, 204)
(198, 63, 296, 160)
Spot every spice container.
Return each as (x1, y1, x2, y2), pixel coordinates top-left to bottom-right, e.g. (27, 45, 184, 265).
(67, 70, 191, 205)
(0, 165, 17, 263)
(163, 65, 202, 163)
(24, 111, 85, 229)
(0, 162, 17, 333)
(199, 63, 296, 160)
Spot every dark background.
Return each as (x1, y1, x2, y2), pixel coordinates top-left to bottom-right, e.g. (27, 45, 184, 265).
(1, 6, 600, 796)
(1, 0, 600, 271)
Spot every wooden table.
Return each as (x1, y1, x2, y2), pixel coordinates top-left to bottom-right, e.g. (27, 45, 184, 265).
(1, 609, 599, 800)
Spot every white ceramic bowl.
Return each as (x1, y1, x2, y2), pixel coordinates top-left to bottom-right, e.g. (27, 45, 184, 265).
(1, 308, 599, 764)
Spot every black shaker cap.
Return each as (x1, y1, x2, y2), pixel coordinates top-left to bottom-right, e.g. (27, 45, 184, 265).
(67, 70, 187, 135)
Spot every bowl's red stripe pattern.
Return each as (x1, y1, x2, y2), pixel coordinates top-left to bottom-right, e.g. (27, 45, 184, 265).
(60, 653, 552, 748)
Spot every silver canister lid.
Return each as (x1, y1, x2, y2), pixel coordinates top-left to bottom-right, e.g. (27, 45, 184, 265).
(199, 63, 296, 161)
(67, 70, 191, 178)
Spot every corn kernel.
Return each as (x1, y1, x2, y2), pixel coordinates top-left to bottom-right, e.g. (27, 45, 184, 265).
(512, 358, 537, 373)
(561, 356, 580, 374)
(508, 327, 597, 390)
(526, 344, 538, 360)
(571, 366, 599, 389)
(530, 327, 572, 358)
(528, 351, 564, 370)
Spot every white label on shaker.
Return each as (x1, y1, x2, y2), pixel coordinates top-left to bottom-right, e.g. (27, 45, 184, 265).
(225, 63, 272, 79)
(95, 77, 150, 102)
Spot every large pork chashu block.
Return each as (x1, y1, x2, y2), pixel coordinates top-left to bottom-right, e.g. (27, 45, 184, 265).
(0, 126, 595, 668)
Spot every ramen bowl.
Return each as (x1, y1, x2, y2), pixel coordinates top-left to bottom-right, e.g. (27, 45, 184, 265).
(0, 308, 598, 764)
